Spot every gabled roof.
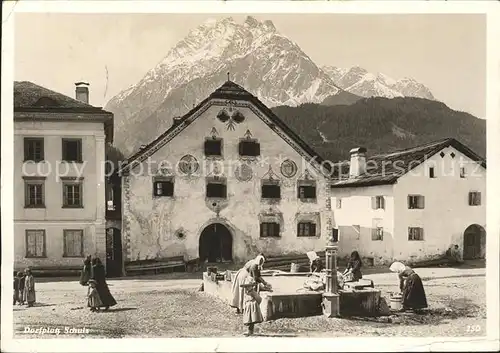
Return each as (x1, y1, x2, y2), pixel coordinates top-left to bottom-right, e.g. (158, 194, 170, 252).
(330, 137, 486, 188)
(14, 81, 111, 114)
(119, 80, 329, 175)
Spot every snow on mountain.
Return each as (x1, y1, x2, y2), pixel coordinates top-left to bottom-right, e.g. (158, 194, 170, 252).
(321, 65, 435, 100)
(105, 16, 347, 154)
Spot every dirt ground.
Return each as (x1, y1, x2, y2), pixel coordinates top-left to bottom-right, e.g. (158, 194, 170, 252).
(12, 262, 486, 338)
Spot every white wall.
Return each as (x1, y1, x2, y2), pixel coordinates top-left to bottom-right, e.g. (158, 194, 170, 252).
(122, 101, 331, 263)
(393, 146, 486, 262)
(330, 184, 395, 265)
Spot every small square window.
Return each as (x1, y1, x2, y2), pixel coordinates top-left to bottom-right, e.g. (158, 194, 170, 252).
(62, 138, 83, 162)
(297, 222, 316, 237)
(239, 140, 260, 157)
(262, 183, 281, 200)
(298, 185, 316, 200)
(440, 152, 445, 158)
(408, 227, 424, 241)
(204, 139, 222, 157)
(207, 181, 227, 198)
(153, 178, 174, 197)
(24, 137, 44, 162)
(260, 222, 280, 237)
(371, 196, 385, 210)
(408, 195, 425, 209)
(468, 191, 481, 206)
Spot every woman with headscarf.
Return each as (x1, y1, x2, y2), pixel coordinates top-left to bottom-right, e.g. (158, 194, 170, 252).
(230, 254, 271, 314)
(389, 261, 428, 311)
(91, 257, 117, 311)
(23, 268, 36, 307)
(343, 251, 363, 282)
(79, 255, 92, 286)
(307, 251, 324, 273)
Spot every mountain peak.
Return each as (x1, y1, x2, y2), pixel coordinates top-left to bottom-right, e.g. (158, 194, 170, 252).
(244, 16, 277, 34)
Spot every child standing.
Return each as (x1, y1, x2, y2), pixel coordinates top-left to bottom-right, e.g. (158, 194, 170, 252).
(240, 277, 263, 336)
(87, 279, 103, 312)
(17, 272, 26, 305)
(23, 268, 36, 307)
(13, 274, 20, 305)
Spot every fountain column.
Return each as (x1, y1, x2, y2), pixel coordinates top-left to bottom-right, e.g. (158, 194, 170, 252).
(322, 231, 340, 317)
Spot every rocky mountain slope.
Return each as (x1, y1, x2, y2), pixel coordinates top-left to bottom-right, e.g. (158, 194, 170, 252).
(105, 16, 356, 154)
(322, 65, 435, 100)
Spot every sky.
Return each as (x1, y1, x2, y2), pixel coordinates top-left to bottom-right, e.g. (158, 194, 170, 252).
(14, 13, 486, 118)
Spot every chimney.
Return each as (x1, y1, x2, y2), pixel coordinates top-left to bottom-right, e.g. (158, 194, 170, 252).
(139, 145, 147, 151)
(75, 82, 90, 104)
(349, 147, 367, 178)
(172, 116, 183, 127)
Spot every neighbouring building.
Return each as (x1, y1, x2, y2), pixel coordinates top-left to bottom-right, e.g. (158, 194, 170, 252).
(118, 80, 334, 268)
(14, 81, 113, 272)
(330, 138, 486, 265)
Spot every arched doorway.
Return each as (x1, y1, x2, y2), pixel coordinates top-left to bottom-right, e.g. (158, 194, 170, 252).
(199, 223, 233, 263)
(105, 227, 123, 277)
(463, 224, 486, 260)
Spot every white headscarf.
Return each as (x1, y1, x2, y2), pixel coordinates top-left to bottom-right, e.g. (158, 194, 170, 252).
(255, 255, 265, 269)
(389, 261, 406, 274)
(307, 251, 319, 262)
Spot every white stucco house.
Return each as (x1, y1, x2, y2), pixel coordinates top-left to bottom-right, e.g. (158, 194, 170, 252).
(117, 80, 334, 271)
(330, 138, 486, 265)
(14, 81, 114, 273)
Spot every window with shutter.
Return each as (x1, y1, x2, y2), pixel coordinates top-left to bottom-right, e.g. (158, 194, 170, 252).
(25, 230, 46, 258)
(63, 229, 84, 257)
(62, 138, 83, 162)
(372, 196, 385, 209)
(24, 137, 44, 162)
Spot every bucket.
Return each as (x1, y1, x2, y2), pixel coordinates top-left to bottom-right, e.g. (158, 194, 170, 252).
(390, 295, 403, 311)
(290, 263, 299, 273)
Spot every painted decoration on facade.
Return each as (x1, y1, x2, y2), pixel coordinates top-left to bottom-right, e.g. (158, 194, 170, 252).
(235, 163, 253, 182)
(216, 100, 245, 131)
(178, 154, 199, 175)
(280, 159, 298, 178)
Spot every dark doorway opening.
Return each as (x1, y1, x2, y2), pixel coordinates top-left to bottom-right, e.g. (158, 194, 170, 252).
(106, 228, 123, 277)
(463, 224, 486, 260)
(199, 223, 233, 263)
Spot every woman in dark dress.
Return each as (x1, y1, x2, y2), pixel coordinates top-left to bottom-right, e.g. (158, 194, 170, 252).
(91, 257, 117, 310)
(343, 251, 363, 282)
(390, 261, 428, 311)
